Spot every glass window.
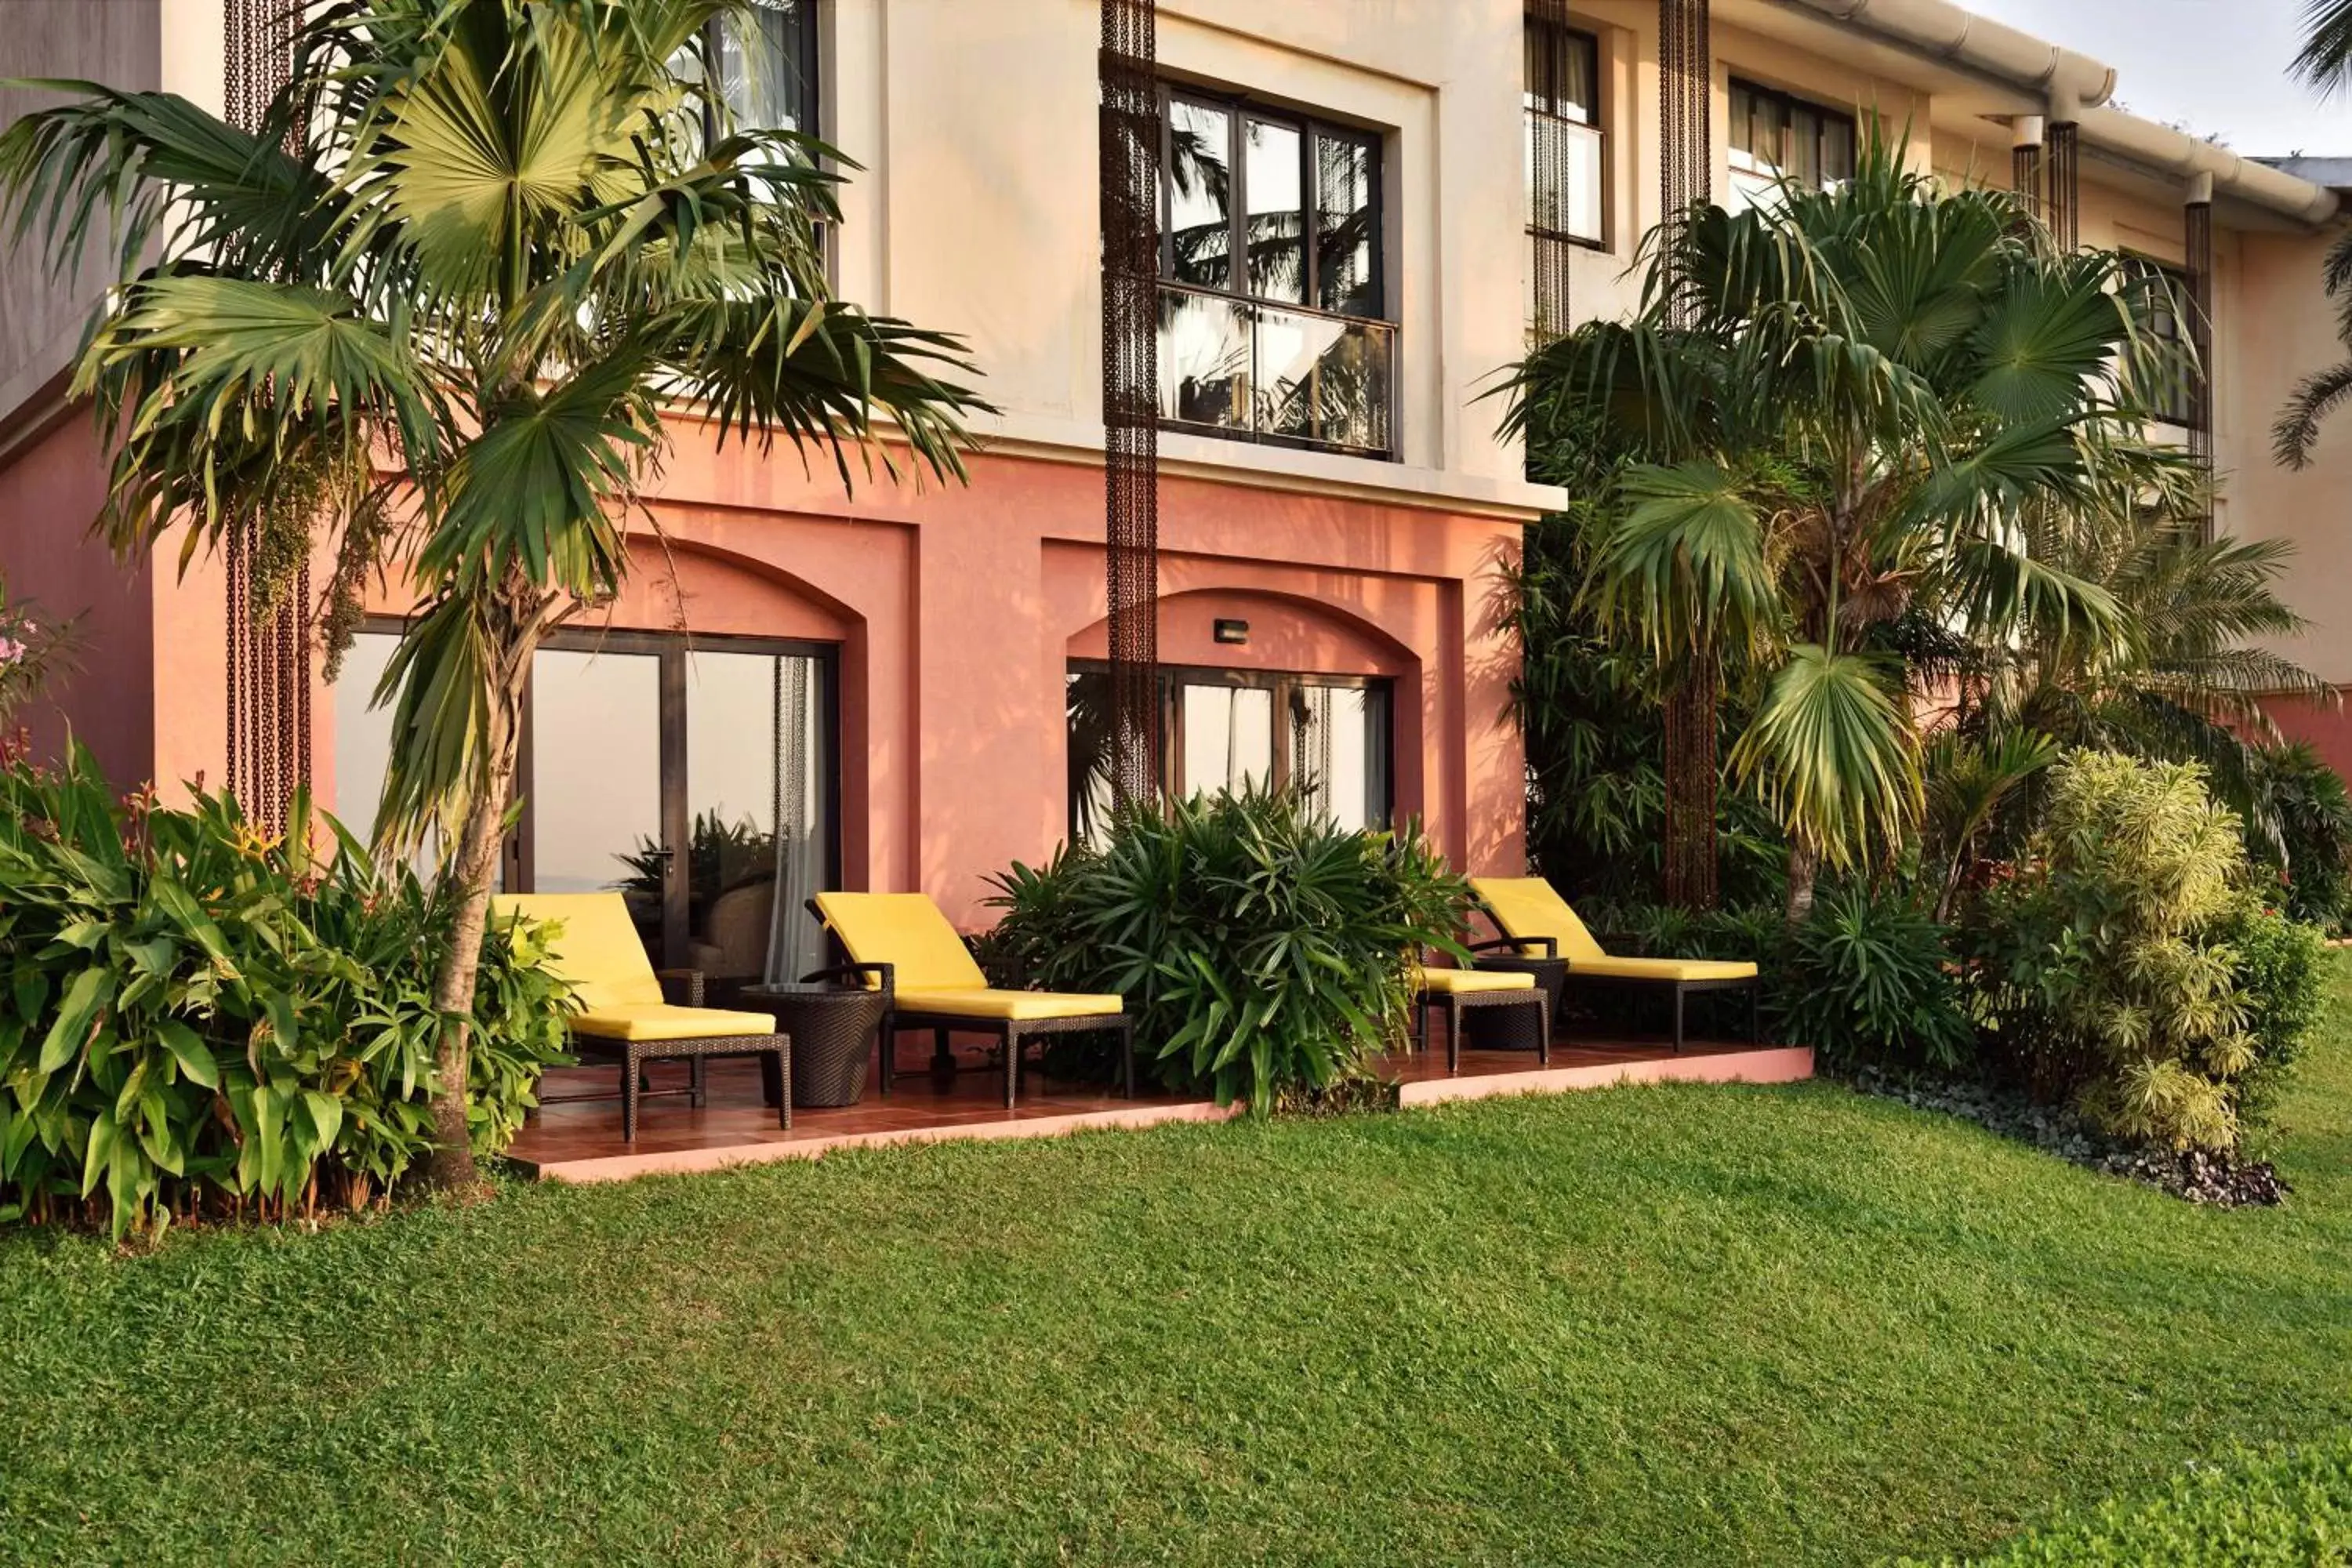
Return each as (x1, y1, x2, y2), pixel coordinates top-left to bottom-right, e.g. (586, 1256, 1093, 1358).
(1179, 683, 1276, 799)
(2125, 256, 2203, 430)
(1291, 684, 1387, 833)
(330, 630, 401, 849)
(1163, 93, 1380, 320)
(528, 648, 664, 900)
(708, 0, 818, 133)
(333, 625, 838, 982)
(1524, 16, 1599, 124)
(1525, 15, 1603, 337)
(1167, 99, 1236, 292)
(1314, 129, 1379, 316)
(684, 649, 829, 993)
(1728, 78, 1857, 211)
(1156, 88, 1393, 457)
(1243, 116, 1305, 303)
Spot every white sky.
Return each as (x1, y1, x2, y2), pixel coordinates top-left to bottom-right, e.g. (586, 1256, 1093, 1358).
(1960, 0, 2352, 156)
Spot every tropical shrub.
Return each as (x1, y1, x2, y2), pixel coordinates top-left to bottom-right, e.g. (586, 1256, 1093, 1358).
(0, 746, 574, 1238)
(2218, 897, 2330, 1148)
(1916, 1437, 2352, 1567)
(2245, 740, 2352, 931)
(1962, 751, 2263, 1153)
(1511, 503, 1786, 911)
(984, 786, 1472, 1112)
(1780, 886, 1975, 1073)
(1589, 889, 1970, 1068)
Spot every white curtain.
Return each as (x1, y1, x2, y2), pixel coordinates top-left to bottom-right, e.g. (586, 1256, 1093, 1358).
(764, 655, 827, 985)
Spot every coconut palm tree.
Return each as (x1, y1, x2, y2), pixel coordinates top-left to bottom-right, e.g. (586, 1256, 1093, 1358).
(2277, 0, 2352, 464)
(1501, 129, 2196, 920)
(2294, 0, 2352, 96)
(1972, 456, 2332, 857)
(0, 0, 988, 1186)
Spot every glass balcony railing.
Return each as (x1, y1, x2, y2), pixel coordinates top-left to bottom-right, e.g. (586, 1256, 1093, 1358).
(1156, 282, 1397, 459)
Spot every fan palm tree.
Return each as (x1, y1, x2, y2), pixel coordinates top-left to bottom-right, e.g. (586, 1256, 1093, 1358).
(1501, 129, 2194, 920)
(0, 0, 988, 1186)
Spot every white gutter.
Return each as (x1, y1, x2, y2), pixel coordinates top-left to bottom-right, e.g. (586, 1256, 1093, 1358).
(1777, 0, 2117, 109)
(1777, 0, 2340, 227)
(2077, 106, 2341, 227)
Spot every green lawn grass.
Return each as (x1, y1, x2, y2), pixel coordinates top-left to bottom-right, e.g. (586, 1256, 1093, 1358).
(6, 965, 2352, 1566)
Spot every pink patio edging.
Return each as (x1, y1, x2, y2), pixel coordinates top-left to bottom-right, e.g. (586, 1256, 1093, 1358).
(527, 1044, 1817, 1184)
(532, 1098, 1244, 1184)
(1392, 1045, 1817, 1106)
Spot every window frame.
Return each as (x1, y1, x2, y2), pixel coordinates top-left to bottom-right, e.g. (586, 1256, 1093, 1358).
(341, 619, 842, 971)
(1727, 76, 1857, 198)
(1523, 14, 1606, 250)
(1156, 85, 1388, 325)
(2122, 253, 2206, 431)
(1153, 85, 1397, 460)
(1066, 659, 1396, 841)
(701, 0, 822, 141)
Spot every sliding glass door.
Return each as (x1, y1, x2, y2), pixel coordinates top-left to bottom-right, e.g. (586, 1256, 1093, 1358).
(334, 626, 836, 1000)
(1067, 662, 1392, 844)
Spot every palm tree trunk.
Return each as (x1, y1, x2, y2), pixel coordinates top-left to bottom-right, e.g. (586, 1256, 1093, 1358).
(1784, 840, 1818, 926)
(419, 637, 529, 1192)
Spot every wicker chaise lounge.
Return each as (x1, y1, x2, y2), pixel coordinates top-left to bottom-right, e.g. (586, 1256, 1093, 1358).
(808, 891, 1134, 1108)
(1467, 877, 1760, 1052)
(492, 892, 790, 1142)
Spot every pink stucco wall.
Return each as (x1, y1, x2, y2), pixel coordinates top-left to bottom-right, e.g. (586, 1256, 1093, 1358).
(0, 416, 158, 786)
(5, 416, 1529, 927)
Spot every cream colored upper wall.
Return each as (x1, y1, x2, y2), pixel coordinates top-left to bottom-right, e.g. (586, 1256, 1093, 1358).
(829, 0, 1543, 500)
(2222, 228, 2352, 681)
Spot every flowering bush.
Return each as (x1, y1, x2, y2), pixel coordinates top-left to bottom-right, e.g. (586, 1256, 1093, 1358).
(0, 745, 574, 1238)
(0, 574, 74, 728)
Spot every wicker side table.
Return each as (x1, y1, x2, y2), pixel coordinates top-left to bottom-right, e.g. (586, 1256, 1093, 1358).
(1467, 952, 1567, 1047)
(742, 984, 890, 1109)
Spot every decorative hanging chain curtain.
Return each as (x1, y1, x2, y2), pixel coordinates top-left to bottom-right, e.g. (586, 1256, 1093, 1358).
(2047, 119, 2081, 252)
(222, 0, 311, 833)
(1101, 0, 1161, 809)
(2185, 196, 2216, 538)
(1658, 0, 1719, 910)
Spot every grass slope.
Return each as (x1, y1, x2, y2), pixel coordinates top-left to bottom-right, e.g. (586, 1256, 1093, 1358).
(5, 964, 2352, 1566)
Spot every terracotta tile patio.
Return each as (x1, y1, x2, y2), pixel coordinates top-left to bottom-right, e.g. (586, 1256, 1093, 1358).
(507, 1029, 1814, 1184)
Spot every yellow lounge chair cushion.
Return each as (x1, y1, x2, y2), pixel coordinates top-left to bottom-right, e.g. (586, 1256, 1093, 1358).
(895, 986, 1125, 1022)
(1467, 877, 1610, 964)
(491, 892, 666, 1011)
(1570, 956, 1758, 982)
(571, 1004, 780, 1042)
(1417, 968, 1536, 996)
(812, 891, 991, 990)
